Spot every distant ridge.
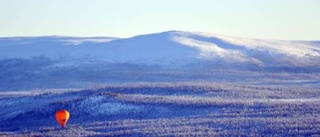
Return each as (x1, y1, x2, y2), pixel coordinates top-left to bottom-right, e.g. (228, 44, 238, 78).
(0, 31, 319, 90)
(1, 30, 319, 69)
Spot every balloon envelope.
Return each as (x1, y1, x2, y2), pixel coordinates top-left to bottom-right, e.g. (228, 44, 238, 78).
(55, 110, 70, 128)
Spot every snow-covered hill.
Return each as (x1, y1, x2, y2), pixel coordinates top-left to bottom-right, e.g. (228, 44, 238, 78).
(0, 36, 117, 59)
(1, 31, 320, 90)
(1, 31, 319, 68)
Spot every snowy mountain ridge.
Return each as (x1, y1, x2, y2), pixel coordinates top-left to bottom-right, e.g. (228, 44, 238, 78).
(1, 31, 320, 90)
(0, 30, 319, 68)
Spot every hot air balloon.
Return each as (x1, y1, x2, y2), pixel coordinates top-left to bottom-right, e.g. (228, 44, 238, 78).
(55, 110, 70, 128)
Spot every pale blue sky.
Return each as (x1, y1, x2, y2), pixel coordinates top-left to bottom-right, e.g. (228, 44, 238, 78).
(1, 0, 319, 40)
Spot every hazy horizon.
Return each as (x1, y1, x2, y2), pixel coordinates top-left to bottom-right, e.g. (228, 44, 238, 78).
(1, 0, 320, 40)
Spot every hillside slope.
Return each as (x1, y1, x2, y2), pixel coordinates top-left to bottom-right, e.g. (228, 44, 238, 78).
(1, 31, 319, 68)
(0, 31, 319, 90)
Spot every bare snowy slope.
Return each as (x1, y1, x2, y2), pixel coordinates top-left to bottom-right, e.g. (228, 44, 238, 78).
(0, 36, 117, 59)
(1, 31, 319, 68)
(1, 31, 320, 90)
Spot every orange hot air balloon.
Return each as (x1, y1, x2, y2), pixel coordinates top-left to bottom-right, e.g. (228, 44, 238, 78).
(55, 110, 70, 128)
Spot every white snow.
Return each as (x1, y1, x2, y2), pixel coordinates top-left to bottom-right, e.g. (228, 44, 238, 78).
(61, 38, 116, 45)
(0, 31, 319, 68)
(211, 34, 320, 58)
(171, 35, 261, 64)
